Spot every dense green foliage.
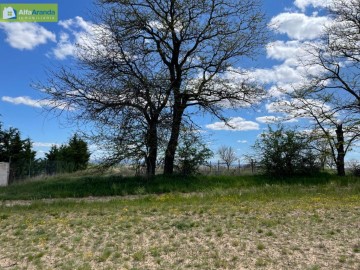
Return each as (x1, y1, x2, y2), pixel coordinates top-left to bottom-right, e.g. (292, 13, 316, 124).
(0, 122, 36, 180)
(0, 121, 90, 180)
(255, 125, 320, 177)
(45, 134, 90, 174)
(175, 130, 213, 175)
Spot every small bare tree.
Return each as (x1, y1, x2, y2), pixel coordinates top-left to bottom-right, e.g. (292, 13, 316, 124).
(217, 146, 237, 170)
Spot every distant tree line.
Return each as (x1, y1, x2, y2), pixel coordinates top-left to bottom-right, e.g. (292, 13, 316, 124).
(0, 121, 90, 181)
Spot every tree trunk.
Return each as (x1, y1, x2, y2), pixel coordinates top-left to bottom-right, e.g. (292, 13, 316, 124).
(163, 105, 185, 175)
(146, 122, 158, 176)
(336, 155, 345, 176)
(335, 124, 346, 176)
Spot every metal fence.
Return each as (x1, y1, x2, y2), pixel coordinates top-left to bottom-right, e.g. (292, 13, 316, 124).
(131, 160, 260, 176)
(198, 160, 259, 175)
(8, 159, 78, 183)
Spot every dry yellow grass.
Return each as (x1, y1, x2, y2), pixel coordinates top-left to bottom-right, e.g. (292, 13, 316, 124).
(0, 192, 359, 269)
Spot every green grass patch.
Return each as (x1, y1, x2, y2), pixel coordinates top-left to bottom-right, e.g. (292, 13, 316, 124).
(0, 172, 359, 201)
(0, 181, 359, 269)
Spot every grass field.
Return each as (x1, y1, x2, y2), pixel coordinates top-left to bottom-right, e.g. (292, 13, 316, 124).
(0, 173, 359, 269)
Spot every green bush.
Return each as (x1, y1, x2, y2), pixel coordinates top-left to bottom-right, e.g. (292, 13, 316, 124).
(175, 128, 213, 175)
(254, 125, 320, 177)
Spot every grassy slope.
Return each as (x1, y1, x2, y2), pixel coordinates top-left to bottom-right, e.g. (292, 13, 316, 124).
(0, 172, 359, 200)
(0, 174, 359, 269)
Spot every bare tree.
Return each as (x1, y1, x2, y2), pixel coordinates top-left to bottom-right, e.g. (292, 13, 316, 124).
(217, 146, 237, 170)
(39, 0, 267, 175)
(300, 0, 360, 114)
(272, 96, 360, 176)
(326, 0, 360, 100)
(270, 0, 360, 176)
(86, 108, 171, 172)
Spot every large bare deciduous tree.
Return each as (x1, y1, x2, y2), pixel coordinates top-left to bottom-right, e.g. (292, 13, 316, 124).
(39, 0, 267, 175)
(271, 0, 360, 176)
(300, 0, 360, 114)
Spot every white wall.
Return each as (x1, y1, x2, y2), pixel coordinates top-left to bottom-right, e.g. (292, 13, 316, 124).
(0, 162, 9, 186)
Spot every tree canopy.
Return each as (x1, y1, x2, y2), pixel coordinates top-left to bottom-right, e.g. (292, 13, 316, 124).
(0, 122, 36, 180)
(45, 134, 90, 174)
(38, 0, 268, 175)
(264, 0, 360, 176)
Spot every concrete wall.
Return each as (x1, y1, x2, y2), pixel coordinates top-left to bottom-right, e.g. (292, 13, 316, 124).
(0, 162, 9, 186)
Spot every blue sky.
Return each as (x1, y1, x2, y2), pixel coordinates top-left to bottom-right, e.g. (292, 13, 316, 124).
(2, 0, 355, 161)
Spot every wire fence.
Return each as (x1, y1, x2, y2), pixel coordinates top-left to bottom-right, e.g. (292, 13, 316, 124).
(198, 160, 259, 175)
(5, 156, 359, 185)
(8, 159, 78, 183)
(131, 160, 260, 176)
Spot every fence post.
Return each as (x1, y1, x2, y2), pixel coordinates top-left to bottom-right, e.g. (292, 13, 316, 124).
(218, 160, 220, 174)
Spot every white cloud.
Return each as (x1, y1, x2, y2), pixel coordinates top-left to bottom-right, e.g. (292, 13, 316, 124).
(2, 96, 43, 108)
(265, 99, 333, 121)
(256, 115, 298, 124)
(294, 0, 331, 11)
(189, 5, 335, 106)
(58, 16, 94, 33)
(266, 100, 292, 114)
(2, 96, 74, 110)
(206, 117, 259, 131)
(33, 142, 60, 148)
(256, 116, 282, 124)
(0, 22, 56, 50)
(266, 40, 304, 62)
(269, 12, 330, 40)
(51, 16, 94, 59)
(51, 16, 112, 60)
(250, 65, 304, 85)
(284, 118, 299, 123)
(268, 85, 287, 98)
(246, 40, 326, 98)
(237, 140, 248, 143)
(51, 32, 75, 60)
